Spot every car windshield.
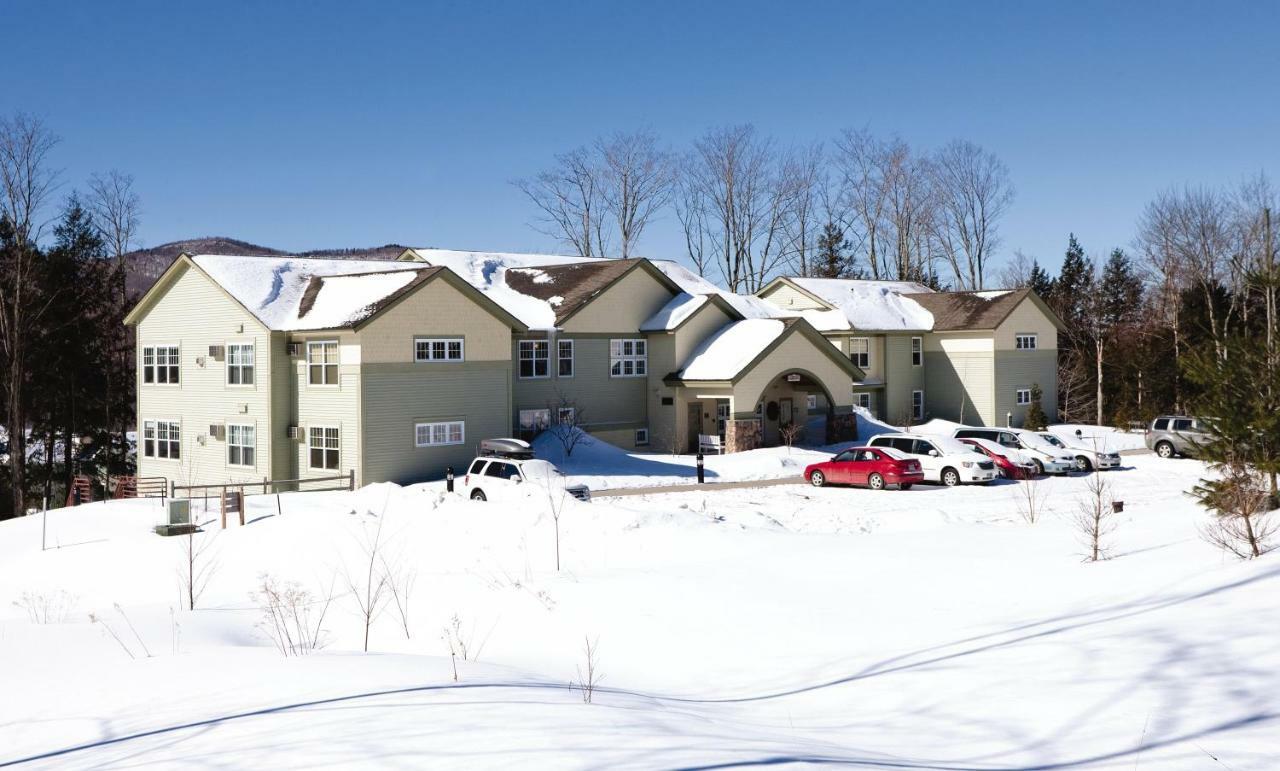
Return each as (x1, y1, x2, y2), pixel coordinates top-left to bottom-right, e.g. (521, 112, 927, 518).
(1019, 433, 1060, 453)
(1039, 434, 1065, 448)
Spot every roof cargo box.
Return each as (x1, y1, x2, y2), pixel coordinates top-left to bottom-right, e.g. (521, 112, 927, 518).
(479, 437, 534, 459)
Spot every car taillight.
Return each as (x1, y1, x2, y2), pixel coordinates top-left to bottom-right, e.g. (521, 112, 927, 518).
(464, 475, 470, 485)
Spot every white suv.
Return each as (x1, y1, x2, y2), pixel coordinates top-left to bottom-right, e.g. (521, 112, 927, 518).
(462, 456, 591, 502)
(952, 427, 1075, 475)
(1035, 432, 1121, 472)
(867, 433, 998, 486)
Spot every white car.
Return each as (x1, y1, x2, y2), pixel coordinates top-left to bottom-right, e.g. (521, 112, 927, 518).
(462, 456, 590, 502)
(867, 432, 999, 486)
(952, 427, 1075, 475)
(1036, 432, 1122, 472)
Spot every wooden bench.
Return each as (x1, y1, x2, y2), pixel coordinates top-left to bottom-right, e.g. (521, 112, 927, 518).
(698, 434, 724, 455)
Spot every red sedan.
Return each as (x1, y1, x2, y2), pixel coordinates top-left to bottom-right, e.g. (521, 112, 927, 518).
(958, 438, 1036, 480)
(804, 446, 924, 490)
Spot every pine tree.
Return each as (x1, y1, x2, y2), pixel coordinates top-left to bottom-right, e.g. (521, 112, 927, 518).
(813, 221, 850, 278)
(1054, 234, 1094, 330)
(1028, 261, 1055, 299)
(1024, 384, 1049, 430)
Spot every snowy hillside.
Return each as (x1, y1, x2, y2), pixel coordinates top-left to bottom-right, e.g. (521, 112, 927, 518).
(1, 455, 1276, 768)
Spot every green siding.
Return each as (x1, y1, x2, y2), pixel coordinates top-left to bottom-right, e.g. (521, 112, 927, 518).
(361, 361, 512, 483)
(994, 349, 1059, 427)
(512, 336, 648, 436)
(923, 349, 995, 425)
(883, 334, 925, 423)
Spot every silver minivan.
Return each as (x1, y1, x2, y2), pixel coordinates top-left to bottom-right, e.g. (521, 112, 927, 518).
(1144, 416, 1211, 458)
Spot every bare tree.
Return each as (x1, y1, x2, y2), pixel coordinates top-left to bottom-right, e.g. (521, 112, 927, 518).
(833, 128, 892, 280)
(381, 553, 416, 640)
(1013, 475, 1049, 524)
(778, 421, 804, 450)
(596, 130, 674, 258)
(546, 473, 570, 571)
(86, 170, 140, 275)
(547, 392, 590, 457)
(514, 146, 609, 258)
(177, 529, 219, 610)
(777, 143, 829, 277)
(574, 635, 603, 704)
(1074, 473, 1116, 562)
(931, 139, 1014, 290)
(675, 173, 712, 277)
(0, 113, 61, 517)
(997, 250, 1037, 289)
(253, 572, 335, 656)
(347, 514, 391, 652)
(681, 124, 792, 292)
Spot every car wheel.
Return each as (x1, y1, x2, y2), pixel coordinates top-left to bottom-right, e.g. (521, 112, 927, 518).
(941, 468, 960, 487)
(1156, 441, 1175, 459)
(899, 483, 913, 490)
(809, 470, 826, 487)
(868, 473, 885, 490)
(1032, 459, 1045, 476)
(1075, 455, 1093, 472)
(470, 489, 487, 501)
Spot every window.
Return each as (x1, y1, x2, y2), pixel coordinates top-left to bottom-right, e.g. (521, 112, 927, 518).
(142, 345, 180, 384)
(227, 424, 255, 466)
(635, 428, 649, 446)
(912, 439, 938, 456)
(890, 437, 916, 454)
(717, 402, 732, 434)
(911, 390, 924, 421)
(415, 338, 464, 362)
(557, 407, 576, 425)
(143, 420, 180, 459)
(415, 420, 464, 447)
(307, 341, 339, 385)
(483, 461, 519, 480)
(854, 392, 872, 410)
(1015, 334, 1038, 350)
(558, 339, 574, 377)
(911, 337, 923, 367)
(1015, 388, 1032, 406)
(227, 343, 255, 385)
(1173, 418, 1194, 431)
(1152, 418, 1169, 430)
(308, 426, 340, 470)
(468, 459, 486, 475)
(519, 340, 549, 379)
(806, 394, 817, 410)
(519, 409, 550, 437)
(609, 338, 647, 378)
(849, 337, 870, 368)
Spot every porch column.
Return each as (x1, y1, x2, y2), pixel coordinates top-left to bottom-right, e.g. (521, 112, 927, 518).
(724, 419, 761, 453)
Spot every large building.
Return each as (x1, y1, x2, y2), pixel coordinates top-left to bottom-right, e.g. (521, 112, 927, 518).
(124, 248, 1063, 488)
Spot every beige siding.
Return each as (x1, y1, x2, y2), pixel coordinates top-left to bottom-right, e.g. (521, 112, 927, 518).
(923, 333, 995, 426)
(883, 334, 925, 423)
(994, 350, 1059, 427)
(134, 262, 277, 488)
(269, 331, 296, 481)
(291, 332, 362, 486)
(994, 297, 1059, 351)
(733, 330, 855, 418)
(357, 276, 516, 482)
(560, 268, 675, 334)
(758, 282, 828, 311)
(645, 302, 737, 453)
(359, 277, 511, 364)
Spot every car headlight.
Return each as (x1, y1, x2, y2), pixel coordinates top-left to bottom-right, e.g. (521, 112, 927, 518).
(961, 461, 974, 468)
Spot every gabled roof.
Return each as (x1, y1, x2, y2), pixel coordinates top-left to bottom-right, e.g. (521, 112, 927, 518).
(903, 288, 1065, 332)
(124, 253, 527, 332)
(502, 258, 685, 327)
(640, 292, 744, 332)
(758, 277, 936, 332)
(666, 318, 865, 384)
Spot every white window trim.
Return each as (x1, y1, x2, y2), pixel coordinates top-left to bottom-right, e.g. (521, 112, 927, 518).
(414, 337, 465, 363)
(855, 392, 872, 410)
(609, 338, 648, 379)
(635, 427, 650, 446)
(557, 407, 576, 425)
(519, 408, 551, 432)
(557, 339, 575, 378)
(225, 340, 256, 388)
(518, 340, 551, 380)
(1015, 388, 1032, 406)
(910, 336, 923, 367)
(308, 425, 341, 470)
(415, 420, 465, 448)
(1015, 333, 1039, 351)
(142, 418, 182, 461)
(849, 337, 870, 369)
(307, 340, 340, 387)
(226, 422, 257, 468)
(142, 343, 182, 386)
(911, 390, 925, 421)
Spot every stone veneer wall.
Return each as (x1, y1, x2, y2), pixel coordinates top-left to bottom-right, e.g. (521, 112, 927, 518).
(725, 419, 761, 453)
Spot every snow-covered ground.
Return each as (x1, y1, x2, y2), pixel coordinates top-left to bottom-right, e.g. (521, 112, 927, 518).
(2, 450, 1277, 769)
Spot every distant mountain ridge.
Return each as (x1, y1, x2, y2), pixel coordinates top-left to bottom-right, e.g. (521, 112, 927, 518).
(124, 237, 407, 296)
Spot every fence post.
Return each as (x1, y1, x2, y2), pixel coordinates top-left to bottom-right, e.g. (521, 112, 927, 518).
(348, 469, 355, 491)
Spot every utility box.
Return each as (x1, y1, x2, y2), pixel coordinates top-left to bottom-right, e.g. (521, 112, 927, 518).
(168, 498, 191, 526)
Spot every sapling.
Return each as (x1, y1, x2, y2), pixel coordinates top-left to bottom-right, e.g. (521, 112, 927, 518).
(346, 513, 391, 652)
(1074, 473, 1117, 562)
(1192, 458, 1277, 559)
(573, 635, 603, 704)
(176, 528, 219, 610)
(1013, 475, 1049, 524)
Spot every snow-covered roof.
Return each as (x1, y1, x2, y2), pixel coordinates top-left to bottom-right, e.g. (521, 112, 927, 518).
(675, 319, 787, 381)
(783, 277, 936, 331)
(191, 254, 426, 331)
(641, 293, 710, 332)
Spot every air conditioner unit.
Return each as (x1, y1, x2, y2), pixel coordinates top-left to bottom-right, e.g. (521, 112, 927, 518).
(287, 342, 303, 356)
(287, 425, 301, 440)
(195, 356, 206, 368)
(208, 345, 225, 359)
(238, 404, 249, 414)
(208, 424, 225, 440)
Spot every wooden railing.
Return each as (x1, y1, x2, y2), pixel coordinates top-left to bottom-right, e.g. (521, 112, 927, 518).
(170, 470, 355, 500)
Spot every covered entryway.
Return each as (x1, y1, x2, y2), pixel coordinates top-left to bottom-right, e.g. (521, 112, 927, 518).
(663, 318, 865, 453)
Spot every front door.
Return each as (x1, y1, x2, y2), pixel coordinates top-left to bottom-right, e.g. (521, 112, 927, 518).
(779, 398, 793, 429)
(687, 402, 701, 452)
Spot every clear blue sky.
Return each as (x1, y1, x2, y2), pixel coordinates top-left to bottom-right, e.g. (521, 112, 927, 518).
(6, 0, 1278, 281)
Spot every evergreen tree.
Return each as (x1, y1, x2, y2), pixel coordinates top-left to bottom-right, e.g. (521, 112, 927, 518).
(1024, 384, 1049, 430)
(1028, 260, 1055, 298)
(813, 221, 850, 278)
(1053, 234, 1094, 330)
